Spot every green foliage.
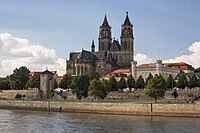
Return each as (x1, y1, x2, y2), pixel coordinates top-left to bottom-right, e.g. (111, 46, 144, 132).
(49, 88, 54, 97)
(69, 75, 90, 99)
(166, 74, 176, 89)
(88, 79, 109, 99)
(188, 75, 198, 89)
(109, 76, 118, 91)
(25, 75, 40, 89)
(126, 75, 135, 92)
(88, 71, 99, 81)
(145, 76, 167, 101)
(176, 74, 188, 89)
(117, 77, 127, 91)
(0, 78, 10, 90)
(187, 92, 194, 98)
(101, 79, 111, 92)
(9, 66, 30, 89)
(15, 93, 22, 99)
(136, 75, 145, 89)
(59, 74, 72, 90)
(145, 73, 153, 85)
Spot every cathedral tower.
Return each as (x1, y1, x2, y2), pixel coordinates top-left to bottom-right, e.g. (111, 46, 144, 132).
(98, 15, 112, 51)
(120, 12, 134, 62)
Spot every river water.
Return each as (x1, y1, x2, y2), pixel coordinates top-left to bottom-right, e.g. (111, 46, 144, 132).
(0, 109, 199, 133)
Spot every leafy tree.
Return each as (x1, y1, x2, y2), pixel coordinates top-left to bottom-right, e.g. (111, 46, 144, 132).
(145, 73, 153, 85)
(117, 77, 127, 91)
(188, 74, 198, 89)
(176, 74, 188, 89)
(126, 75, 135, 92)
(136, 75, 145, 89)
(109, 76, 118, 91)
(59, 74, 72, 90)
(145, 76, 167, 102)
(101, 79, 111, 93)
(172, 89, 179, 102)
(9, 66, 30, 89)
(69, 75, 90, 99)
(25, 75, 40, 89)
(88, 71, 99, 81)
(166, 74, 176, 90)
(88, 79, 109, 99)
(0, 78, 10, 90)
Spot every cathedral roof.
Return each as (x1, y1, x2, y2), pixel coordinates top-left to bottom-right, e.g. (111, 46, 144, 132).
(109, 39, 121, 51)
(101, 15, 110, 27)
(76, 49, 99, 61)
(122, 12, 132, 27)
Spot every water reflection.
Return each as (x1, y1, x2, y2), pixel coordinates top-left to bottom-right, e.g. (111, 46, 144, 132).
(0, 109, 199, 133)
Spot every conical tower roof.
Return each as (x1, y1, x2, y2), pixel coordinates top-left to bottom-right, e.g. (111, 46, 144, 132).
(122, 12, 132, 27)
(101, 15, 110, 27)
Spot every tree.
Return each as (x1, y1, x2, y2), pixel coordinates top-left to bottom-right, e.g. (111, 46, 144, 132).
(25, 75, 40, 89)
(117, 77, 127, 91)
(176, 74, 188, 89)
(166, 74, 176, 90)
(0, 78, 10, 90)
(136, 75, 145, 89)
(188, 74, 198, 89)
(9, 66, 30, 89)
(88, 71, 99, 81)
(145, 73, 153, 85)
(109, 76, 118, 91)
(69, 75, 90, 99)
(127, 75, 135, 92)
(59, 74, 72, 90)
(172, 89, 179, 102)
(88, 79, 109, 99)
(145, 76, 167, 102)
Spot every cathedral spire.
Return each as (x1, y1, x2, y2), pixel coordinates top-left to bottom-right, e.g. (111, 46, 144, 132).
(122, 12, 132, 27)
(101, 15, 110, 27)
(91, 39, 95, 52)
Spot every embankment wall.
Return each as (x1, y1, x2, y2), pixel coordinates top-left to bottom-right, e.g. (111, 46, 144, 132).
(0, 100, 199, 117)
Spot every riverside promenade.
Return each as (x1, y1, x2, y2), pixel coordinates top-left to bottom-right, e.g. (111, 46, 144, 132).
(0, 100, 200, 117)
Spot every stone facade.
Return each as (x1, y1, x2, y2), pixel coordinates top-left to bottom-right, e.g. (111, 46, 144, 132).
(66, 12, 134, 76)
(39, 70, 55, 99)
(131, 60, 180, 80)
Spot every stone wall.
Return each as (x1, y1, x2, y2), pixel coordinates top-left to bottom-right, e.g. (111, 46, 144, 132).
(0, 89, 38, 99)
(0, 100, 199, 117)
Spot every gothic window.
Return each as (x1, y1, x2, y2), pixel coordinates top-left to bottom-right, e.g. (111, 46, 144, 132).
(106, 29, 108, 36)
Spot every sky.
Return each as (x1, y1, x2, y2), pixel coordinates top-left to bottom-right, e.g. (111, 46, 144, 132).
(0, 0, 200, 76)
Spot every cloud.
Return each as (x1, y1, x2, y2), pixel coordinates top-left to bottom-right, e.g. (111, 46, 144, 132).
(0, 33, 65, 77)
(135, 53, 153, 65)
(163, 41, 200, 68)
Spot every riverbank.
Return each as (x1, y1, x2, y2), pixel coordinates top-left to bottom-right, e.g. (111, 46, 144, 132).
(0, 100, 200, 117)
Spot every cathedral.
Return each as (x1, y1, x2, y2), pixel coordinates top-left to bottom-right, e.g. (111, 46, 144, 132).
(66, 12, 134, 76)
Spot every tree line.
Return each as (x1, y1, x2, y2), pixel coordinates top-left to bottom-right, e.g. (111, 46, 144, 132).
(0, 66, 58, 90)
(1, 66, 200, 100)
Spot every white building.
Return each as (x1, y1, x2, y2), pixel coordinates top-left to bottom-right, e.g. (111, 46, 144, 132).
(131, 60, 180, 80)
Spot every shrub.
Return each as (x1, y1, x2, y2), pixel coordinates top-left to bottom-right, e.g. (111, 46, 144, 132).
(187, 92, 194, 98)
(15, 93, 22, 99)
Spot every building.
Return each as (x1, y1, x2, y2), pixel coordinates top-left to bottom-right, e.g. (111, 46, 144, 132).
(131, 60, 180, 80)
(163, 62, 194, 73)
(66, 12, 134, 76)
(39, 70, 55, 99)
